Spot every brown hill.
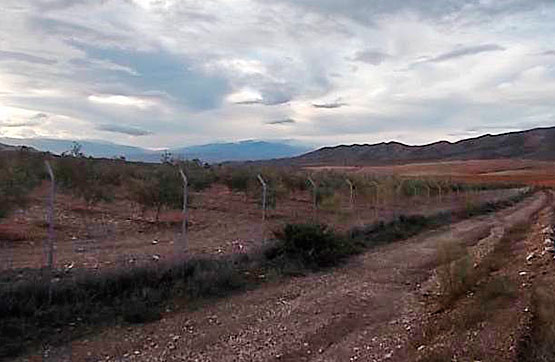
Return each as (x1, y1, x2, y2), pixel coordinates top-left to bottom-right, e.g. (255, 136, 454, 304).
(281, 126, 555, 166)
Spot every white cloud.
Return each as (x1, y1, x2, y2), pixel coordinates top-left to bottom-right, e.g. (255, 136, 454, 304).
(88, 95, 156, 109)
(226, 88, 263, 104)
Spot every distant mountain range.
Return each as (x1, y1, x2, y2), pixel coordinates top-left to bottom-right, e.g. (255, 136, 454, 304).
(4, 126, 555, 165)
(274, 126, 555, 166)
(0, 138, 312, 163)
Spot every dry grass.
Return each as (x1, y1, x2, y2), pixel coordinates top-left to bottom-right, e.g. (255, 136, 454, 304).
(436, 221, 529, 307)
(417, 218, 531, 362)
(436, 240, 474, 306)
(518, 283, 555, 362)
(0, 222, 46, 242)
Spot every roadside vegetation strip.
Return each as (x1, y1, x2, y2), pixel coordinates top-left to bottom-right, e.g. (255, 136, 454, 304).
(518, 279, 555, 362)
(413, 202, 546, 361)
(517, 196, 555, 362)
(0, 188, 536, 359)
(349, 187, 535, 248)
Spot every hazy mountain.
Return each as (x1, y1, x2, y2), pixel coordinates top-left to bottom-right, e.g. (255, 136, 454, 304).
(274, 126, 555, 166)
(0, 137, 150, 159)
(170, 140, 311, 162)
(0, 138, 312, 163)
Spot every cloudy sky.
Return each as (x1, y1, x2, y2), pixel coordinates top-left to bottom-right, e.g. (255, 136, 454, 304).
(1, 0, 554, 149)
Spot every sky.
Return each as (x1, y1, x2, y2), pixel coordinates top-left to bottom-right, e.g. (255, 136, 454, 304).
(0, 0, 554, 149)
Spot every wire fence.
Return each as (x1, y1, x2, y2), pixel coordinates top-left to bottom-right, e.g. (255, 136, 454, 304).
(0, 154, 529, 273)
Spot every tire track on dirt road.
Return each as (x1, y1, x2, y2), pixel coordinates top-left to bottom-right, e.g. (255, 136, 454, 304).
(24, 192, 547, 362)
(275, 191, 548, 362)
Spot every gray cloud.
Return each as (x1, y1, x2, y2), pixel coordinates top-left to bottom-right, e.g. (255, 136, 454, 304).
(235, 91, 292, 106)
(31, 113, 48, 120)
(0, 120, 39, 128)
(0, 50, 56, 65)
(313, 101, 348, 109)
(267, 0, 552, 26)
(235, 98, 290, 106)
(266, 118, 296, 125)
(235, 100, 263, 105)
(353, 50, 390, 65)
(425, 44, 506, 63)
(97, 124, 153, 136)
(31, 0, 89, 11)
(0, 113, 48, 128)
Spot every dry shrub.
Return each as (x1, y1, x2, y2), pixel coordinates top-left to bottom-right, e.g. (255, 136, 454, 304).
(436, 240, 473, 305)
(519, 284, 555, 362)
(319, 193, 342, 212)
(479, 276, 516, 303)
(459, 277, 516, 331)
(0, 223, 44, 242)
(0, 223, 28, 242)
(158, 210, 184, 224)
(416, 348, 454, 362)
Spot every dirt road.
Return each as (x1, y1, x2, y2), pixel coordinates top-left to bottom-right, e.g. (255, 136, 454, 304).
(23, 191, 552, 362)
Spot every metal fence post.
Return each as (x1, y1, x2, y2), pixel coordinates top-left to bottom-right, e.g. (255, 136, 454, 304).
(45, 160, 55, 270)
(257, 174, 267, 222)
(179, 168, 188, 256)
(345, 178, 354, 209)
(307, 177, 317, 211)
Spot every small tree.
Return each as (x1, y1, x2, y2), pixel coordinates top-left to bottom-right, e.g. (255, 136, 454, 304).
(0, 163, 34, 217)
(54, 158, 115, 207)
(160, 150, 173, 164)
(62, 141, 85, 158)
(0, 150, 43, 218)
(130, 165, 182, 222)
(176, 160, 217, 192)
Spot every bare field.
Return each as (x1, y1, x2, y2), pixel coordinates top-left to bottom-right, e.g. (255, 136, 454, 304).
(308, 158, 555, 186)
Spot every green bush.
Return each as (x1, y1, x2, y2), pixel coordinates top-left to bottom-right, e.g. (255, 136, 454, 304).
(184, 258, 245, 298)
(223, 167, 255, 193)
(122, 288, 163, 324)
(272, 224, 357, 268)
(175, 160, 218, 192)
(314, 185, 335, 207)
(280, 171, 309, 192)
(350, 215, 433, 247)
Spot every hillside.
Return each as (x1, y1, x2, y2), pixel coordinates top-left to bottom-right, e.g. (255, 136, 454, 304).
(283, 126, 555, 166)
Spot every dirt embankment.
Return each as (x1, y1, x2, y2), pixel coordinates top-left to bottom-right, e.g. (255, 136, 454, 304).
(22, 191, 554, 362)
